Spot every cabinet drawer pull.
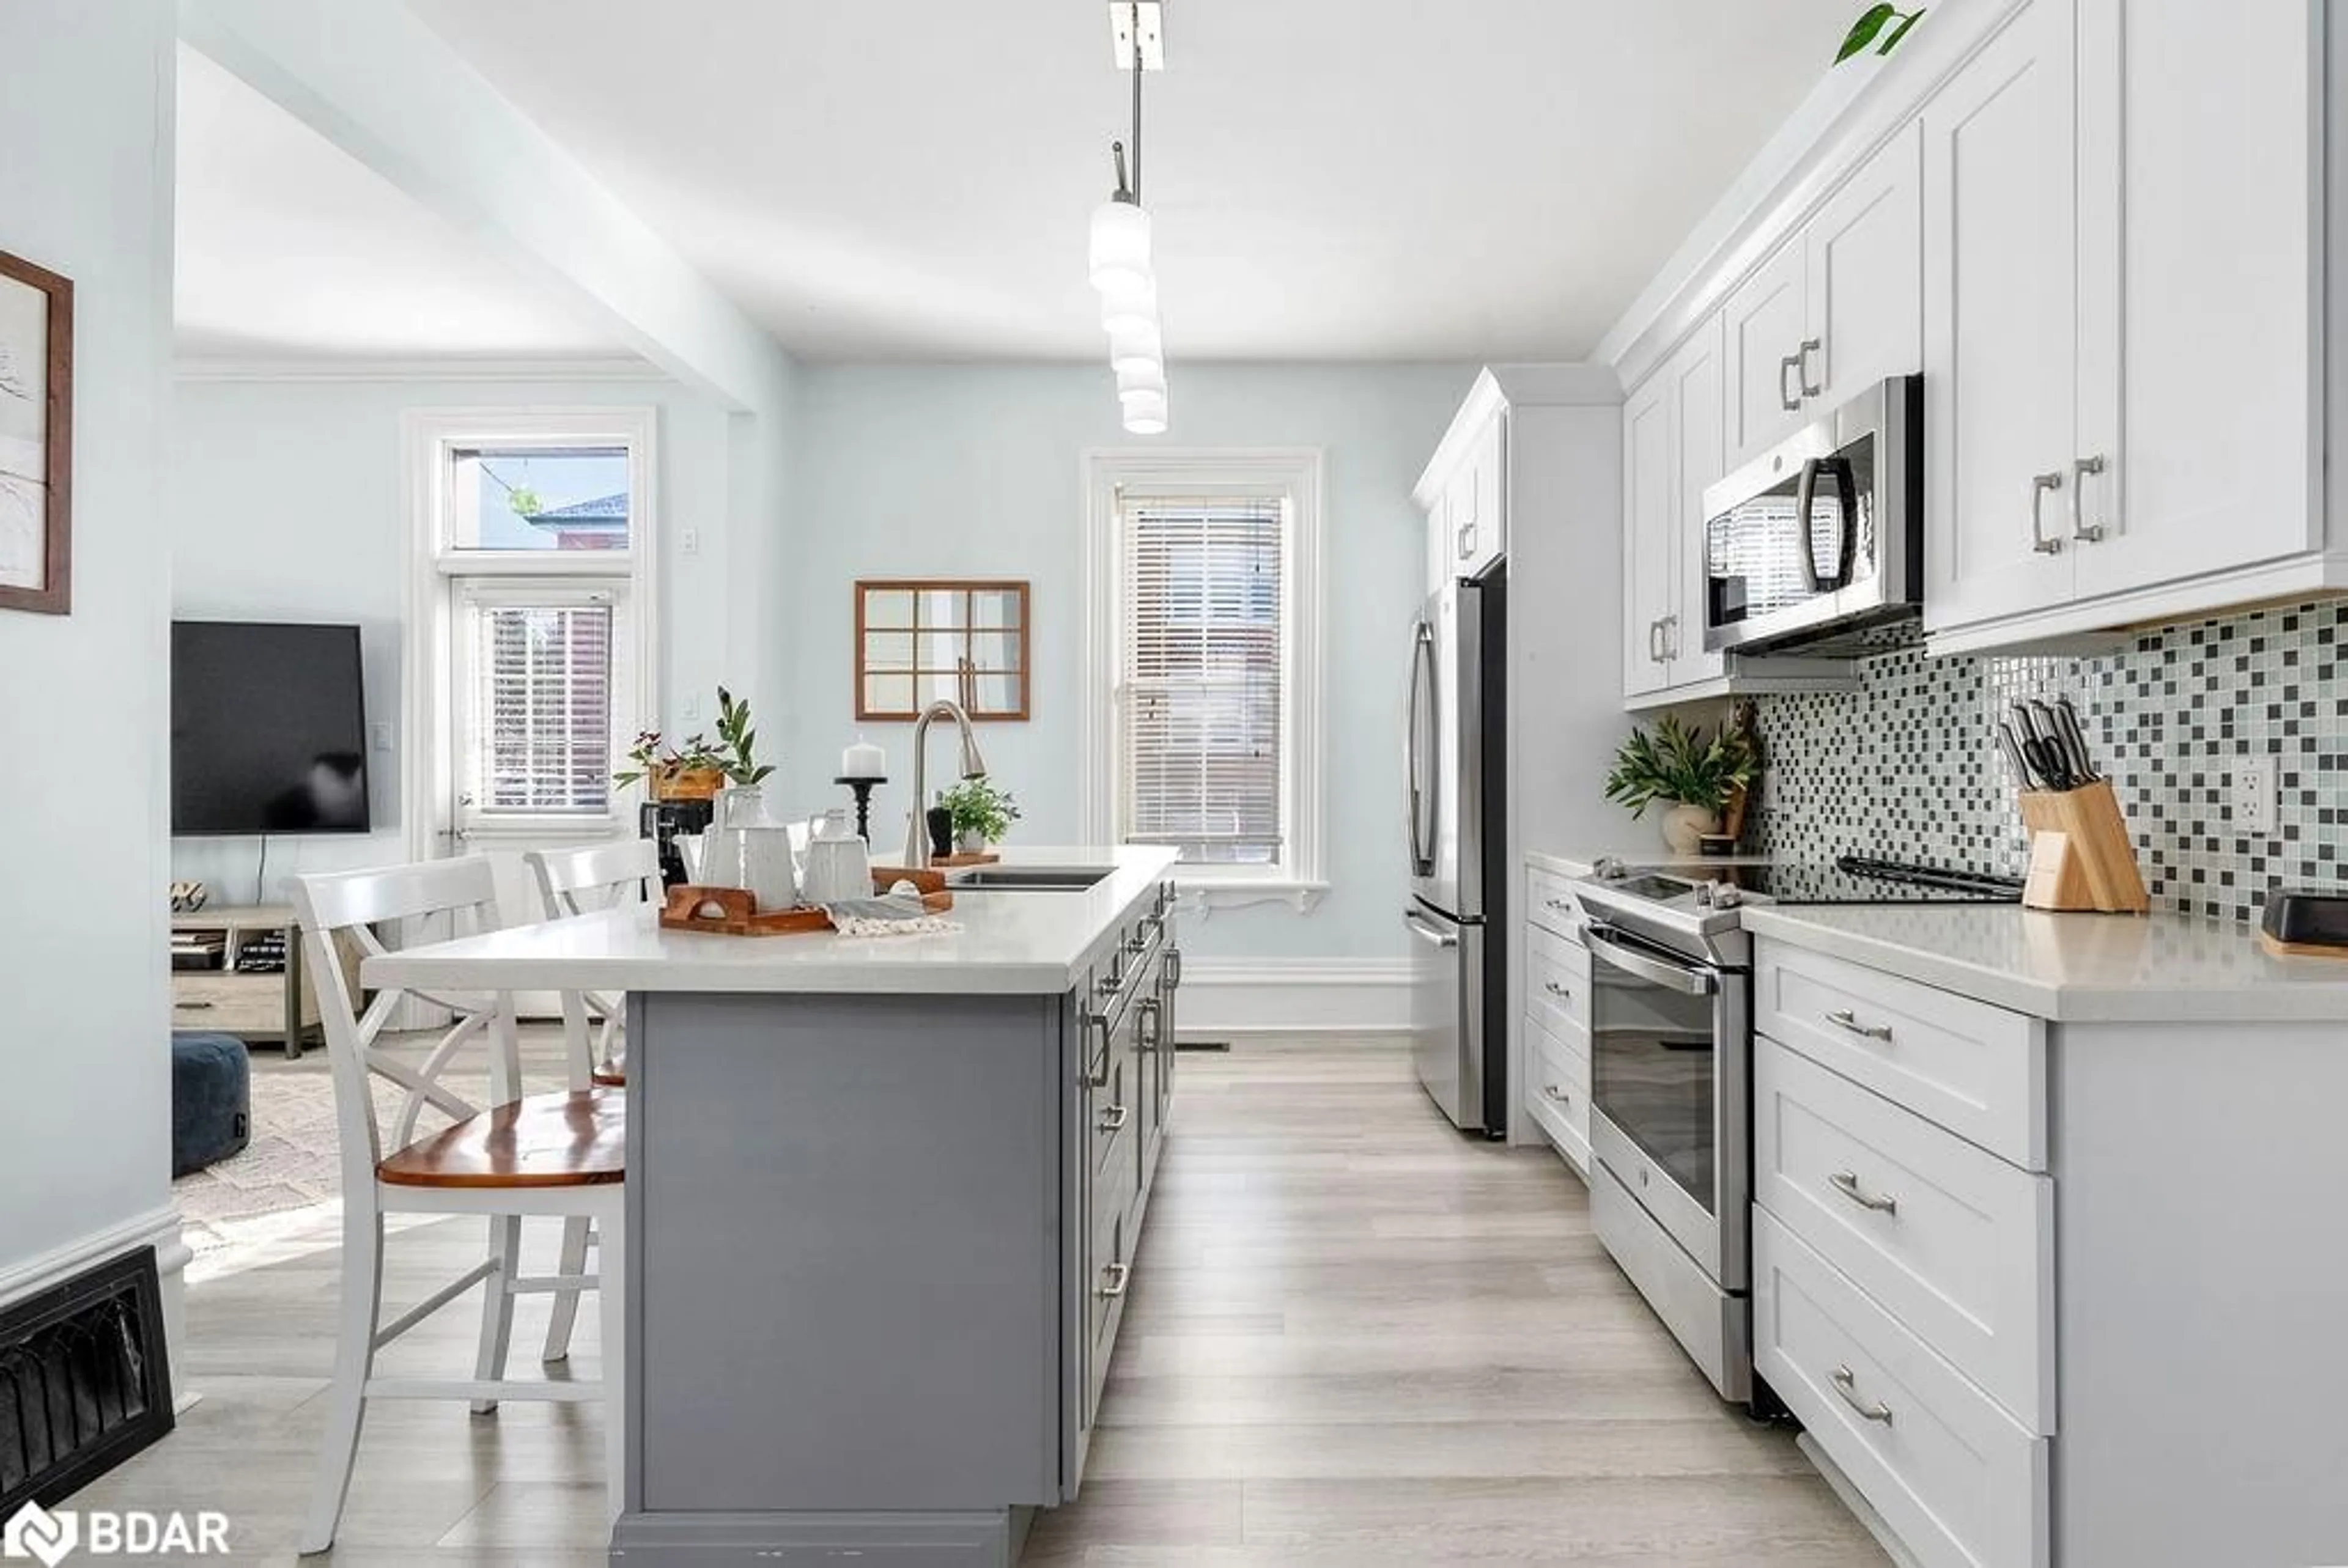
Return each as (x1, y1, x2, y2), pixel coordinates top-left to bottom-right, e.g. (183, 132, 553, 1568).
(1798, 337, 1823, 399)
(1827, 1169, 1899, 1214)
(1779, 352, 1803, 412)
(1825, 1009, 1893, 1042)
(2071, 452, 2107, 542)
(1135, 997, 1163, 1053)
(1543, 897, 1573, 913)
(175, 1000, 215, 1010)
(2029, 469, 2066, 555)
(1096, 1261, 1131, 1299)
(1542, 979, 1571, 1000)
(1647, 619, 1664, 664)
(1543, 1084, 1572, 1108)
(1098, 1102, 1131, 1133)
(1831, 1364, 1894, 1424)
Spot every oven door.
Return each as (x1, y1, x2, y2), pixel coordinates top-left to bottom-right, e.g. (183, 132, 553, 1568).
(1585, 924, 1748, 1290)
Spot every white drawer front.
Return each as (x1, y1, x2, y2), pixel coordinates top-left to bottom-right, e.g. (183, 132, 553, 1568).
(1755, 1039, 2054, 1434)
(1525, 924, 1591, 1039)
(1526, 864, 1582, 940)
(1523, 1012, 1590, 1174)
(1755, 940, 2046, 1169)
(1755, 1210, 2048, 1568)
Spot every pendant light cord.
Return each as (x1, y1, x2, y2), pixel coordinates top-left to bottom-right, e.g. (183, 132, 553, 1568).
(1128, 0, 1143, 204)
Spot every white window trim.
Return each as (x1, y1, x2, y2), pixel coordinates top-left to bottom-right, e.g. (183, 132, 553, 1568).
(401, 407, 660, 866)
(449, 576, 637, 839)
(1081, 447, 1327, 914)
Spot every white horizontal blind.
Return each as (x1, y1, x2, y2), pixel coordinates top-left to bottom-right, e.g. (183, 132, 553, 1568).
(463, 595, 615, 820)
(1121, 493, 1286, 865)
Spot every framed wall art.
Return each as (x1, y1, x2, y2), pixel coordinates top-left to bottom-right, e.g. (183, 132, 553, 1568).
(0, 248, 73, 616)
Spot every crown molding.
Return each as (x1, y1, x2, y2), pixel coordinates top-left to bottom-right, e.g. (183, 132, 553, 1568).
(173, 355, 668, 385)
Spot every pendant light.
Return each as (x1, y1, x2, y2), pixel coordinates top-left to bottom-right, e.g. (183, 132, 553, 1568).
(1091, 2, 1168, 432)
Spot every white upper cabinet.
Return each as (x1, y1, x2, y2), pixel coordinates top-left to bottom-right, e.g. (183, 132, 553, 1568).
(1806, 121, 1924, 413)
(1921, 0, 2080, 631)
(1621, 369, 1678, 700)
(1727, 125, 1924, 471)
(1724, 240, 1811, 468)
(2067, 0, 2320, 603)
(1669, 314, 1728, 689)
(1448, 409, 1506, 578)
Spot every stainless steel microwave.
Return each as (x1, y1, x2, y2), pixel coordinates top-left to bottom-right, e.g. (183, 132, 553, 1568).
(1700, 375, 1922, 657)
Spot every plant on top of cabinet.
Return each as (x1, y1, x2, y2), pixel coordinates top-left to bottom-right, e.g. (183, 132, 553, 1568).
(1604, 715, 1757, 855)
(939, 774, 1022, 853)
(1836, 4, 1925, 63)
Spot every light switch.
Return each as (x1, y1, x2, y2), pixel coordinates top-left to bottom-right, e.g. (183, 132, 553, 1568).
(369, 721, 395, 754)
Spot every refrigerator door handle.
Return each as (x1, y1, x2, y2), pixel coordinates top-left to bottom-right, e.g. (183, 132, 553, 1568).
(1403, 620, 1438, 877)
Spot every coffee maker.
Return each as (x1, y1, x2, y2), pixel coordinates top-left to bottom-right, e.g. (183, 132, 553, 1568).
(640, 798, 715, 887)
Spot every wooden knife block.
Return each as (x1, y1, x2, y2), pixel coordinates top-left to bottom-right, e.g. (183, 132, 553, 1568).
(2018, 780, 2149, 913)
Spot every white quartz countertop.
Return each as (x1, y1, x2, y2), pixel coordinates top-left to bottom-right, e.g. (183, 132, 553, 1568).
(1526, 847, 1771, 879)
(361, 845, 1179, 997)
(1741, 904, 2348, 1023)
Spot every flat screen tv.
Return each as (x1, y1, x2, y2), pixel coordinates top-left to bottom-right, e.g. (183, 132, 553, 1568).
(172, 621, 371, 836)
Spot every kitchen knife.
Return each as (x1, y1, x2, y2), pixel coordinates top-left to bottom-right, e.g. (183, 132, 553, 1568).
(2022, 734, 2075, 792)
(1997, 723, 2036, 789)
(2051, 695, 2099, 782)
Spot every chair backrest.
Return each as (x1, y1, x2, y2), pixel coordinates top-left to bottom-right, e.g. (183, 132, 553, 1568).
(290, 858, 517, 1196)
(526, 837, 663, 920)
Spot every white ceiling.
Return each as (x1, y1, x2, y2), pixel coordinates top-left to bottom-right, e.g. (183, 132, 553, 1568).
(397, 0, 1862, 363)
(174, 44, 622, 362)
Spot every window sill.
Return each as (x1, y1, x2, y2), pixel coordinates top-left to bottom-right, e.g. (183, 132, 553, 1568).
(1170, 878, 1329, 916)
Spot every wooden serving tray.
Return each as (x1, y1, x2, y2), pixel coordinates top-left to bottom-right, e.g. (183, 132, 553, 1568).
(660, 880, 954, 937)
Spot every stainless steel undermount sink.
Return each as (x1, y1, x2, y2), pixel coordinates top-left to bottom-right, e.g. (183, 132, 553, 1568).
(947, 867, 1115, 891)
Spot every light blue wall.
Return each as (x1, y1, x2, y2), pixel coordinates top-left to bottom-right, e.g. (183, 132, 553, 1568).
(783, 362, 1476, 960)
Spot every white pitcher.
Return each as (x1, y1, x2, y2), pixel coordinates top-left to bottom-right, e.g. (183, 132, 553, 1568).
(800, 808, 872, 905)
(706, 786, 799, 910)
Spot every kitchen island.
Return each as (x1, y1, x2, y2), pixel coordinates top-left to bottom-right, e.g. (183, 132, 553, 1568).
(363, 846, 1183, 1568)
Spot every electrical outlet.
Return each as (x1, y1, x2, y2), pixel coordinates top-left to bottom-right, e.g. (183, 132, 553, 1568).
(369, 721, 395, 754)
(681, 694, 700, 721)
(2232, 763, 2278, 838)
(680, 527, 700, 555)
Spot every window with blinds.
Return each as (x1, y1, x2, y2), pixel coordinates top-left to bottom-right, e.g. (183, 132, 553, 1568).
(463, 597, 615, 820)
(1120, 494, 1287, 866)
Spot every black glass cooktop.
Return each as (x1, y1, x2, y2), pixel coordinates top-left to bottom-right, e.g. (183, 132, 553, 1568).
(1732, 855, 2024, 906)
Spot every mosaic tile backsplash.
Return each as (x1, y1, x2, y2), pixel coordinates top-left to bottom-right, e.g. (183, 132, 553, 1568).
(1744, 599, 2348, 924)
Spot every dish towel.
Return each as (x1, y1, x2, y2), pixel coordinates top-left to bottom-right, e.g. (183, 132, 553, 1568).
(825, 886, 964, 939)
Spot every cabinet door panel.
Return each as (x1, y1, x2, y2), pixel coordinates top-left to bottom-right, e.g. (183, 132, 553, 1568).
(1723, 241, 1809, 467)
(1807, 120, 1924, 408)
(1620, 374, 1675, 699)
(2071, 0, 2319, 599)
(1921, 0, 2078, 631)
(1668, 314, 1727, 686)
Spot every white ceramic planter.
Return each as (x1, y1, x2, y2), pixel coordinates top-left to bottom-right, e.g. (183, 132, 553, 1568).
(1660, 802, 1722, 856)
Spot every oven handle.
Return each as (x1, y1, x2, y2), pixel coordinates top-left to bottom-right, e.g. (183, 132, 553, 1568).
(1582, 926, 1718, 996)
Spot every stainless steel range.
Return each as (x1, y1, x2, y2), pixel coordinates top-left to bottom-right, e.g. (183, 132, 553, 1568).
(1568, 853, 2020, 1406)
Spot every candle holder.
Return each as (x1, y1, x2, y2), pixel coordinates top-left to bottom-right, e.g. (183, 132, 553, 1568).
(834, 775, 887, 844)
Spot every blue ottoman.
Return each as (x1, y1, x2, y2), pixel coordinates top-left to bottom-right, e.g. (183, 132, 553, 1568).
(171, 1032, 250, 1177)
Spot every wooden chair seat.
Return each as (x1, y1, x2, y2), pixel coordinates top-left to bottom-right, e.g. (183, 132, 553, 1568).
(377, 1089, 627, 1189)
(590, 1066, 628, 1089)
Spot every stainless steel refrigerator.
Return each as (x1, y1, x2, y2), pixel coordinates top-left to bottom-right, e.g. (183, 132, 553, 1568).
(1403, 561, 1505, 1135)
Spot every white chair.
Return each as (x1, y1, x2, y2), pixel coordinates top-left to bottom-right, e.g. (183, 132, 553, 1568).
(290, 858, 627, 1555)
(523, 837, 660, 1364)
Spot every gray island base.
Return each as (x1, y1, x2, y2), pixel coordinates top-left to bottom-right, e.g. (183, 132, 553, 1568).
(597, 860, 1179, 1566)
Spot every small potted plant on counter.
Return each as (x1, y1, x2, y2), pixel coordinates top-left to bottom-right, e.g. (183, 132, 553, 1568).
(939, 775, 1022, 856)
(1603, 714, 1759, 856)
(616, 729, 728, 801)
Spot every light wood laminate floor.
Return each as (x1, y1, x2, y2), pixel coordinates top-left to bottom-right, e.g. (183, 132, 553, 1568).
(81, 1038, 1885, 1564)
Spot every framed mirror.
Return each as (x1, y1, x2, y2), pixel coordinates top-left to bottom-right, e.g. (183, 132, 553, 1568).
(855, 579, 1031, 721)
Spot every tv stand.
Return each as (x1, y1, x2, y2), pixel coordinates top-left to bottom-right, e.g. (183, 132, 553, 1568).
(169, 904, 319, 1059)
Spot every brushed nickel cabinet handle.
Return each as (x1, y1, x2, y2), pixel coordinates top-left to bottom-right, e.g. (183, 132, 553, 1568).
(1543, 897, 1573, 912)
(1096, 1261, 1131, 1299)
(1828, 1169, 1899, 1214)
(1831, 1364, 1894, 1424)
(1543, 1084, 1572, 1108)
(1098, 1102, 1131, 1133)
(175, 999, 215, 1010)
(1826, 1008, 1894, 1042)
(1663, 615, 1681, 660)
(1543, 979, 1572, 1000)
(2071, 453, 2107, 542)
(1779, 353, 1803, 411)
(1798, 337, 1823, 399)
(2030, 470, 2066, 555)
(1647, 619, 1664, 664)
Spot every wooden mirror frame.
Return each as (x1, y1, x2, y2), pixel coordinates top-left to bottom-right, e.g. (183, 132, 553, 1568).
(853, 578, 1032, 722)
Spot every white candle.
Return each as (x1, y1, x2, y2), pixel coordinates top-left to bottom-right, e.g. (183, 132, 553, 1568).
(841, 739, 885, 778)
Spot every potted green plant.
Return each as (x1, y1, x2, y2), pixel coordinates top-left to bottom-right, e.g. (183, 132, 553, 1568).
(711, 686, 775, 787)
(939, 775, 1022, 855)
(615, 730, 727, 801)
(1603, 715, 1759, 855)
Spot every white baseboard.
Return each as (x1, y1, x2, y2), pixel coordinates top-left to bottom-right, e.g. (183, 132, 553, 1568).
(1174, 959, 1412, 1037)
(0, 1204, 190, 1407)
